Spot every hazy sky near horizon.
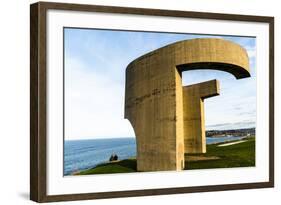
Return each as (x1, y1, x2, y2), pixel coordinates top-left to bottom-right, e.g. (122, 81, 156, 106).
(64, 28, 256, 140)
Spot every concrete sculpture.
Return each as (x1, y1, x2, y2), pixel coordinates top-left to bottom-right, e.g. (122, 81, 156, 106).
(124, 38, 250, 171)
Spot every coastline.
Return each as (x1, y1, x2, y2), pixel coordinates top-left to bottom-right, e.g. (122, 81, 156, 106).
(70, 136, 255, 176)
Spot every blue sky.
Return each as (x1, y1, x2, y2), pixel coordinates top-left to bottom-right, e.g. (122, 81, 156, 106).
(64, 28, 256, 140)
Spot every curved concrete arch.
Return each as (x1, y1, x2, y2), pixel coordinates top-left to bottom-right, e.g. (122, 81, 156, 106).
(124, 38, 250, 171)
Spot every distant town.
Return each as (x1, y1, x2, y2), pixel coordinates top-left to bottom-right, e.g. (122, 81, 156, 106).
(206, 127, 255, 138)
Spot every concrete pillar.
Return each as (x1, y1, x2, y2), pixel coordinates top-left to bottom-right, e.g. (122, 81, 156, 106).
(183, 79, 220, 154)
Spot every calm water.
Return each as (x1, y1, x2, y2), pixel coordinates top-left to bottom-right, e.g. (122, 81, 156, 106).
(64, 136, 244, 175)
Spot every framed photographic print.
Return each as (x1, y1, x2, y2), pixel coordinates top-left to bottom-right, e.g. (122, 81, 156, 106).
(30, 1, 274, 202)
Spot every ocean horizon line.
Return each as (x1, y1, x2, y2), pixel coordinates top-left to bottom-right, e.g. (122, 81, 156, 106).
(65, 127, 255, 141)
(65, 136, 135, 142)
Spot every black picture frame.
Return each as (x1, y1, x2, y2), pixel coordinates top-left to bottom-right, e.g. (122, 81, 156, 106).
(30, 1, 274, 202)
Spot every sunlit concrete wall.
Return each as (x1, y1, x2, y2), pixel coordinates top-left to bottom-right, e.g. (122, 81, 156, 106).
(125, 38, 250, 172)
(183, 79, 220, 154)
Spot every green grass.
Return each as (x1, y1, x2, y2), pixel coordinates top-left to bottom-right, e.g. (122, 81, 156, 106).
(185, 137, 255, 170)
(75, 137, 255, 175)
(77, 159, 136, 175)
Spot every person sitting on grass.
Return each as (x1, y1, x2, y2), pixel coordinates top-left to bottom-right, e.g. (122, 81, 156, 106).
(109, 154, 118, 161)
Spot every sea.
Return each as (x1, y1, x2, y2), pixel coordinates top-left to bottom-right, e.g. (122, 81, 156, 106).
(64, 136, 244, 175)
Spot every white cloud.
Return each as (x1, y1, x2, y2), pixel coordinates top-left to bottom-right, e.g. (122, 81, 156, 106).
(244, 45, 256, 59)
(65, 58, 135, 140)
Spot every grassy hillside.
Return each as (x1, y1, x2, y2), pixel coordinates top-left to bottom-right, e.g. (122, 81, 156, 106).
(185, 137, 255, 170)
(76, 137, 255, 175)
(77, 159, 136, 175)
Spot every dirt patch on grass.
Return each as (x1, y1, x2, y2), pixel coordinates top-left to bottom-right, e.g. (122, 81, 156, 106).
(186, 155, 220, 162)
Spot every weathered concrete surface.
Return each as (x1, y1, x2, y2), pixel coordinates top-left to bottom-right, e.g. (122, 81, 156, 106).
(183, 79, 220, 154)
(124, 38, 250, 172)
